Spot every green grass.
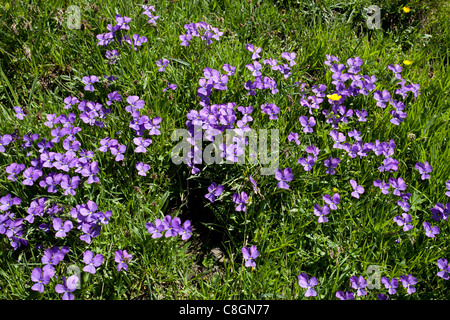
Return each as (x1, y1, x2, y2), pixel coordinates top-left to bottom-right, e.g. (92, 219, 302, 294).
(0, 0, 449, 300)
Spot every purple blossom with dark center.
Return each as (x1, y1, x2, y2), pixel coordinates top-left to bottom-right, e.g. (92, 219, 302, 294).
(52, 153, 70, 172)
(245, 43, 262, 60)
(236, 106, 254, 123)
(298, 155, 316, 172)
(346, 57, 363, 73)
(55, 275, 79, 300)
(6, 218, 27, 250)
(79, 200, 99, 222)
(242, 245, 259, 268)
(136, 162, 151, 176)
(299, 116, 316, 133)
(24, 197, 47, 224)
(378, 157, 399, 173)
(14, 106, 26, 120)
(275, 167, 293, 189)
(330, 130, 346, 149)
(306, 145, 320, 159)
(0, 134, 12, 152)
(96, 32, 114, 46)
(107, 91, 122, 106)
(50, 126, 69, 143)
(145, 117, 162, 135)
(263, 58, 279, 71)
(374, 179, 390, 195)
(63, 139, 81, 155)
(0, 194, 21, 212)
(222, 64, 236, 76)
(163, 84, 177, 92)
(298, 273, 318, 297)
(115, 14, 131, 30)
(323, 193, 340, 210)
(126, 95, 145, 112)
(423, 221, 440, 238)
(415, 161, 432, 180)
(381, 277, 399, 295)
(388, 64, 403, 74)
(355, 109, 368, 122)
(40, 172, 64, 193)
(82, 75, 99, 92)
(336, 291, 355, 300)
(246, 60, 262, 76)
(80, 161, 100, 184)
(324, 157, 340, 175)
(22, 167, 43, 186)
(133, 137, 152, 153)
(350, 275, 367, 296)
(0, 213, 13, 234)
(22, 132, 39, 149)
(79, 149, 94, 164)
(178, 220, 193, 240)
(64, 96, 80, 109)
(83, 250, 104, 274)
(205, 182, 225, 203)
(373, 89, 391, 108)
(115, 250, 132, 271)
(288, 132, 300, 145)
(111, 144, 126, 161)
(143, 9, 159, 25)
(60, 175, 81, 196)
(146, 219, 165, 238)
(388, 177, 408, 196)
(41, 246, 68, 272)
(278, 63, 291, 79)
(162, 215, 182, 238)
(179, 33, 192, 46)
(313, 204, 330, 223)
(105, 50, 119, 64)
(437, 258, 450, 280)
(98, 137, 113, 152)
(6, 163, 25, 181)
(53, 218, 73, 238)
(156, 58, 169, 72)
(260, 103, 280, 120)
(233, 191, 249, 212)
(79, 222, 101, 244)
(399, 274, 417, 294)
(37, 139, 54, 153)
(378, 294, 389, 300)
(30, 267, 52, 293)
(430, 203, 449, 222)
(281, 51, 296, 67)
(393, 213, 413, 231)
(397, 198, 411, 212)
(349, 180, 365, 198)
(131, 34, 147, 50)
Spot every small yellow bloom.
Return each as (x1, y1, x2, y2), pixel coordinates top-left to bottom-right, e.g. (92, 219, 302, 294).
(332, 188, 338, 193)
(327, 94, 342, 101)
(403, 60, 413, 65)
(403, 7, 411, 13)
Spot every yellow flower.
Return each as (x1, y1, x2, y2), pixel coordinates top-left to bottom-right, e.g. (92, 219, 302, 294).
(403, 60, 413, 65)
(403, 7, 411, 13)
(327, 94, 342, 101)
(332, 188, 338, 193)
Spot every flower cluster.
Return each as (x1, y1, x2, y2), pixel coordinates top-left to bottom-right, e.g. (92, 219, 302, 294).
(146, 215, 192, 240)
(179, 21, 223, 47)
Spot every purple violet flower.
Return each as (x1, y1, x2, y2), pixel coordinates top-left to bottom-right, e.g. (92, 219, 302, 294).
(242, 245, 259, 268)
(298, 273, 318, 297)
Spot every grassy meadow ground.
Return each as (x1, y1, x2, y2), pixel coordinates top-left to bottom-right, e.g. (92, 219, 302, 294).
(0, 0, 449, 300)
